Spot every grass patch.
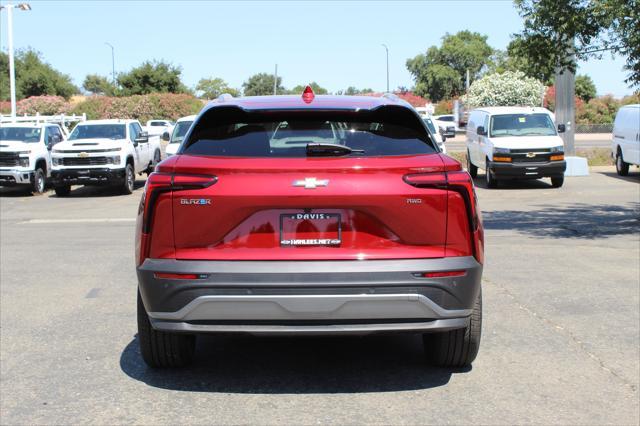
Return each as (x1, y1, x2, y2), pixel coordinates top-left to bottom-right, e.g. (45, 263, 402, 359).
(444, 148, 613, 167)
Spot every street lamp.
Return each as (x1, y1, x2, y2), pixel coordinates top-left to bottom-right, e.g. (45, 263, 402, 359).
(381, 44, 389, 93)
(105, 42, 115, 85)
(0, 3, 32, 118)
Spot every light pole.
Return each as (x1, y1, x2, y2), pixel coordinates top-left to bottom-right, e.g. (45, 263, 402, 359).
(1, 3, 31, 118)
(381, 44, 389, 93)
(105, 42, 115, 85)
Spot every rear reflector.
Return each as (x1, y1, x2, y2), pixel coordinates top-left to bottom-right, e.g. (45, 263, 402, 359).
(419, 270, 466, 278)
(154, 273, 202, 280)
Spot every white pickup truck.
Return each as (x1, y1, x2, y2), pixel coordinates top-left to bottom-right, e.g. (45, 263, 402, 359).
(144, 120, 174, 139)
(51, 119, 161, 196)
(0, 122, 66, 194)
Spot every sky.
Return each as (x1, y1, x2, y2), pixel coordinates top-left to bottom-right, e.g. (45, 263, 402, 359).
(0, 0, 634, 98)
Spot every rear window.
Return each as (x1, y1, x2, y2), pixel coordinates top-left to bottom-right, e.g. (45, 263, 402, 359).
(182, 107, 437, 157)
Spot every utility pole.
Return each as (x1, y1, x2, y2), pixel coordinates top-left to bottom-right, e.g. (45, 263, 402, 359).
(1, 3, 32, 118)
(274, 64, 278, 95)
(382, 44, 389, 92)
(105, 42, 115, 85)
(555, 49, 576, 156)
(466, 69, 470, 92)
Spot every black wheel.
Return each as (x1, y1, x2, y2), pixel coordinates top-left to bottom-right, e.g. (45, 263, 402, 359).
(137, 291, 195, 368)
(551, 176, 564, 188)
(121, 163, 134, 194)
(424, 289, 482, 368)
(54, 185, 71, 197)
(485, 160, 498, 188)
(147, 150, 161, 175)
(616, 149, 629, 176)
(467, 151, 478, 178)
(32, 167, 46, 194)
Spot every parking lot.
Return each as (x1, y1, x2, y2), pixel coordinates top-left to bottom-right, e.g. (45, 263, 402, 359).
(1, 168, 638, 424)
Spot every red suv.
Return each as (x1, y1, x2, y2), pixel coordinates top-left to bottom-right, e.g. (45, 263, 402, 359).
(136, 88, 484, 368)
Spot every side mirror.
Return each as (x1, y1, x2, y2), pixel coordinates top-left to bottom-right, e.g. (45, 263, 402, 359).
(557, 124, 566, 133)
(441, 134, 447, 142)
(135, 131, 149, 144)
(47, 142, 53, 151)
(162, 131, 170, 142)
(477, 126, 487, 136)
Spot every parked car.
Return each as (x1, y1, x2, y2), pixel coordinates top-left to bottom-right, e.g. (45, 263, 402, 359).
(465, 107, 566, 188)
(0, 122, 66, 194)
(612, 104, 640, 176)
(136, 88, 484, 368)
(51, 119, 161, 196)
(145, 120, 174, 139)
(163, 115, 196, 157)
(433, 114, 457, 137)
(422, 116, 447, 154)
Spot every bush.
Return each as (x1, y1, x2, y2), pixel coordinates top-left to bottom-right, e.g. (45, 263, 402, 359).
(544, 85, 584, 112)
(576, 95, 620, 125)
(70, 93, 203, 122)
(16, 96, 70, 115)
(434, 99, 453, 115)
(464, 71, 544, 108)
(0, 101, 10, 114)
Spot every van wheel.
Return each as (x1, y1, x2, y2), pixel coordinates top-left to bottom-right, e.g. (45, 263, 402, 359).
(485, 161, 498, 188)
(54, 185, 71, 197)
(424, 289, 482, 367)
(32, 167, 46, 194)
(137, 291, 195, 368)
(551, 176, 564, 188)
(616, 149, 629, 176)
(466, 151, 478, 178)
(121, 163, 134, 194)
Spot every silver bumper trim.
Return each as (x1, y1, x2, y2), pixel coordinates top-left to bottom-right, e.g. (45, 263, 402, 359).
(0, 169, 32, 184)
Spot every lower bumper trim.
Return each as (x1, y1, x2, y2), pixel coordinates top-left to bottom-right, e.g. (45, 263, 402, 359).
(490, 160, 566, 178)
(51, 168, 126, 185)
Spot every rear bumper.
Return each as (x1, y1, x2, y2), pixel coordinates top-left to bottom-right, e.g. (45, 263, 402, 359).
(137, 256, 482, 335)
(51, 167, 125, 186)
(0, 169, 33, 185)
(489, 160, 566, 179)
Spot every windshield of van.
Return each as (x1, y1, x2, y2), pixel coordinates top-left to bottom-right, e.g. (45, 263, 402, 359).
(0, 127, 41, 143)
(170, 121, 194, 144)
(490, 113, 556, 137)
(69, 124, 126, 140)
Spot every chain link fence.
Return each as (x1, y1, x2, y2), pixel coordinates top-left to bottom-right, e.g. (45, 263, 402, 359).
(575, 123, 613, 133)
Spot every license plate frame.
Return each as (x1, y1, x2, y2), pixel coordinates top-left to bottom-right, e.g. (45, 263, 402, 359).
(279, 213, 342, 247)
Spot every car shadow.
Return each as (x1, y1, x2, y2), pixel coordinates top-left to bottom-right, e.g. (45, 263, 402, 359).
(599, 170, 640, 183)
(0, 186, 33, 197)
(47, 180, 146, 198)
(473, 176, 553, 190)
(120, 334, 465, 394)
(482, 202, 640, 239)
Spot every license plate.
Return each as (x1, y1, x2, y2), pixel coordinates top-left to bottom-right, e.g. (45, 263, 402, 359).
(280, 213, 341, 246)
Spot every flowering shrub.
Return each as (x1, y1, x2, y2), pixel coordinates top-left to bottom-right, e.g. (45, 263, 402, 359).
(576, 95, 621, 124)
(435, 99, 453, 115)
(0, 101, 10, 114)
(70, 94, 203, 122)
(543, 86, 584, 112)
(464, 71, 545, 108)
(16, 96, 71, 115)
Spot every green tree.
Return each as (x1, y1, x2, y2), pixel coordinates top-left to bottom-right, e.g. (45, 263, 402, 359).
(336, 86, 373, 95)
(407, 31, 494, 101)
(289, 82, 328, 95)
(195, 77, 240, 99)
(575, 74, 597, 102)
(83, 74, 116, 96)
(0, 49, 77, 101)
(117, 60, 188, 96)
(512, 0, 639, 87)
(242, 73, 285, 96)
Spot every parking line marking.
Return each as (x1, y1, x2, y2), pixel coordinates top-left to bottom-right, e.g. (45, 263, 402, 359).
(18, 218, 136, 224)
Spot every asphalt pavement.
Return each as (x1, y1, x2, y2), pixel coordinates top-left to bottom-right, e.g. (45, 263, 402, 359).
(1, 167, 638, 424)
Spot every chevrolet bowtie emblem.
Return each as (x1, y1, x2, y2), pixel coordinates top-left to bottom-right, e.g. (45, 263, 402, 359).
(526, 152, 536, 158)
(292, 177, 329, 189)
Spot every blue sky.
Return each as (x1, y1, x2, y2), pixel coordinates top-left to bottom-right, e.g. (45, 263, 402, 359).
(0, 0, 633, 97)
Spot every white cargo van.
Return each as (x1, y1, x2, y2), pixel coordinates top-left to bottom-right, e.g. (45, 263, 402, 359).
(465, 107, 566, 188)
(162, 115, 196, 157)
(612, 104, 640, 176)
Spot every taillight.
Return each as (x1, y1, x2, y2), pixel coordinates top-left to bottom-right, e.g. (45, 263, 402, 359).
(141, 172, 217, 234)
(417, 270, 466, 278)
(154, 273, 206, 280)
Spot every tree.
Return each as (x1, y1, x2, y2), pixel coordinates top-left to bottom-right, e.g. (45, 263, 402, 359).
(336, 86, 373, 95)
(407, 31, 494, 101)
(83, 74, 115, 96)
(117, 60, 188, 96)
(289, 82, 328, 95)
(0, 49, 77, 101)
(512, 0, 640, 87)
(195, 77, 240, 99)
(242, 73, 285, 96)
(575, 74, 597, 102)
(463, 71, 545, 108)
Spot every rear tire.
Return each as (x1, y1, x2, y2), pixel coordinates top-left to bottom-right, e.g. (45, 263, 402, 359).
(424, 289, 482, 368)
(551, 176, 564, 188)
(54, 185, 71, 197)
(485, 160, 498, 188)
(467, 151, 478, 178)
(32, 167, 46, 194)
(137, 291, 195, 368)
(121, 163, 134, 194)
(616, 149, 629, 176)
